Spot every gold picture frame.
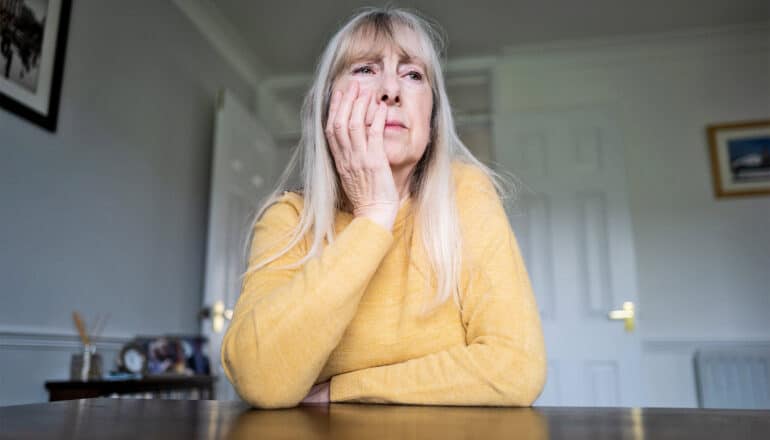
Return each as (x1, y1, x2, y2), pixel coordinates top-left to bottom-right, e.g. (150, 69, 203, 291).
(707, 119, 770, 198)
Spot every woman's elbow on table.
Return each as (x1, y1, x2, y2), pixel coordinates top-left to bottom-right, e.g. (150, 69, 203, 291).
(220, 322, 307, 409)
(490, 347, 548, 407)
(509, 367, 547, 407)
(234, 382, 306, 409)
(222, 350, 307, 409)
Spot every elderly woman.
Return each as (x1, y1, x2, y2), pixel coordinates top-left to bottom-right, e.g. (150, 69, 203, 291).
(221, 7, 546, 409)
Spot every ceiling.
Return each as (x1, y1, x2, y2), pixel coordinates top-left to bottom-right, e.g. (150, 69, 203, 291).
(213, 0, 770, 76)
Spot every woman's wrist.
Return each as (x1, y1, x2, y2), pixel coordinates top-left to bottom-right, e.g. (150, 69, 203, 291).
(356, 209, 397, 231)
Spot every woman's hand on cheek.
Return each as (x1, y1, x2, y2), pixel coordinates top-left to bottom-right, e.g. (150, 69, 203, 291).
(326, 81, 399, 231)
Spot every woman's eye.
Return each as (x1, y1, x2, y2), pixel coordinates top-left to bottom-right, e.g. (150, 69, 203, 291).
(406, 71, 423, 81)
(352, 65, 374, 75)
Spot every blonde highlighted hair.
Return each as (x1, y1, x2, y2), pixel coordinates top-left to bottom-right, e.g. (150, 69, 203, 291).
(244, 7, 506, 311)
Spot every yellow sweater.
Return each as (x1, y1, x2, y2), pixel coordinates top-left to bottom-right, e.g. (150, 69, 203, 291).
(221, 162, 546, 408)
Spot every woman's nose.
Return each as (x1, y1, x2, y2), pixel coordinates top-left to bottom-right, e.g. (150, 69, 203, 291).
(378, 72, 400, 105)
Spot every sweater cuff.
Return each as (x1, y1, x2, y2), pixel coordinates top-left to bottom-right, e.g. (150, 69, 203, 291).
(346, 215, 394, 248)
(329, 371, 361, 402)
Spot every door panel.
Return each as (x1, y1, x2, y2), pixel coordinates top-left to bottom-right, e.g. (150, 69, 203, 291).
(202, 90, 276, 400)
(495, 106, 642, 406)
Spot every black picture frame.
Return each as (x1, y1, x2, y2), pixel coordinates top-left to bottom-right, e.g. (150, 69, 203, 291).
(0, 0, 72, 132)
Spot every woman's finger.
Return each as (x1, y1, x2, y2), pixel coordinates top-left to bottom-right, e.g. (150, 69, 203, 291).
(325, 89, 342, 155)
(367, 101, 387, 155)
(364, 92, 378, 127)
(333, 81, 358, 154)
(326, 90, 341, 134)
(349, 88, 370, 152)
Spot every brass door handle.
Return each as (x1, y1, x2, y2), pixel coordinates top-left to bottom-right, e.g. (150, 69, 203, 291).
(608, 301, 635, 332)
(200, 300, 233, 333)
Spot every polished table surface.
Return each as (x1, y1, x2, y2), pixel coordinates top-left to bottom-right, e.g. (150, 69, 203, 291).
(1, 398, 768, 439)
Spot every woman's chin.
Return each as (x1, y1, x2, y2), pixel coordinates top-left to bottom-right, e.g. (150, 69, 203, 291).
(384, 146, 408, 168)
(384, 141, 423, 171)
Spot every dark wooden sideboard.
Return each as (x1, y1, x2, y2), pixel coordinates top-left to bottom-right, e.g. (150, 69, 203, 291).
(44, 375, 215, 401)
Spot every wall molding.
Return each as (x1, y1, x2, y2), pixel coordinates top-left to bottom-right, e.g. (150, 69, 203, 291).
(0, 327, 132, 352)
(170, 0, 266, 89)
(501, 21, 770, 70)
(446, 55, 497, 74)
(642, 338, 770, 353)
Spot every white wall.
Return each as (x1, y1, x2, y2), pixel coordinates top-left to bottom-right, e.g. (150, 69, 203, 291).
(618, 33, 770, 342)
(0, 0, 254, 405)
(493, 24, 770, 407)
(623, 26, 770, 407)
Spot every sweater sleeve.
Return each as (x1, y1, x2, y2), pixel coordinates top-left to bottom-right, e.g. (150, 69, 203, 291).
(221, 194, 394, 409)
(329, 173, 547, 406)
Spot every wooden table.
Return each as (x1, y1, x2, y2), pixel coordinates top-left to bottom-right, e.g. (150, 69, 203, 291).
(44, 376, 215, 401)
(1, 398, 768, 439)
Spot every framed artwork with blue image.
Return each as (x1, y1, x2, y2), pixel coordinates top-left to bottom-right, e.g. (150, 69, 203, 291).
(707, 119, 770, 198)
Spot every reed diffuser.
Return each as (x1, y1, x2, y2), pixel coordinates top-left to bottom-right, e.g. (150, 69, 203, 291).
(70, 312, 104, 381)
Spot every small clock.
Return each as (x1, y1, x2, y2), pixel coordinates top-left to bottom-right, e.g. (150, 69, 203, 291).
(119, 342, 147, 374)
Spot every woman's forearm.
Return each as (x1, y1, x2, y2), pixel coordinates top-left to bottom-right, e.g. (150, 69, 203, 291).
(330, 336, 546, 406)
(328, 284, 546, 407)
(221, 216, 393, 409)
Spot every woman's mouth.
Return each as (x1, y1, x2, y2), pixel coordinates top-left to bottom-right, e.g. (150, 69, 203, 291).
(385, 120, 407, 130)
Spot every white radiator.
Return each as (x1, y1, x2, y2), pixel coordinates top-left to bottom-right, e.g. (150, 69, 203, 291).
(694, 345, 770, 409)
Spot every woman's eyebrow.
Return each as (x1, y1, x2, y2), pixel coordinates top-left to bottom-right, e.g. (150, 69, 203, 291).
(349, 54, 426, 70)
(398, 55, 426, 70)
(349, 55, 382, 65)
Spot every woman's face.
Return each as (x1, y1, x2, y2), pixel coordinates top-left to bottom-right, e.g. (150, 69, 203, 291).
(331, 32, 433, 173)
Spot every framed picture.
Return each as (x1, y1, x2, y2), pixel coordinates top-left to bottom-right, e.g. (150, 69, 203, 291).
(0, 0, 71, 132)
(707, 119, 770, 198)
(132, 335, 211, 376)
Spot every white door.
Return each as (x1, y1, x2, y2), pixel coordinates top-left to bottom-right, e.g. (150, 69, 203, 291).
(202, 89, 276, 400)
(494, 105, 642, 406)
